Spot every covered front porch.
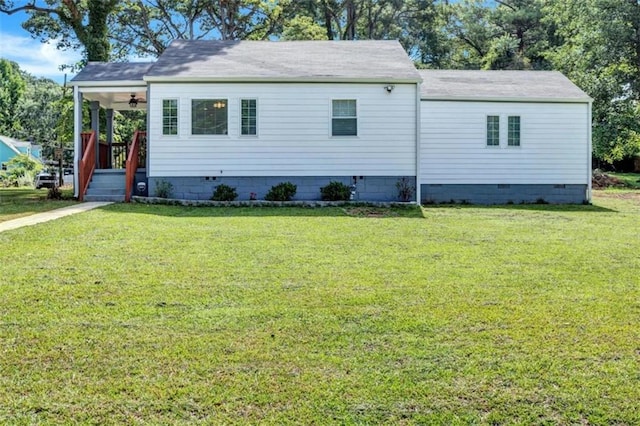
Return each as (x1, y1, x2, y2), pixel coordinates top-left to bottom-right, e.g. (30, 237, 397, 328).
(70, 62, 153, 201)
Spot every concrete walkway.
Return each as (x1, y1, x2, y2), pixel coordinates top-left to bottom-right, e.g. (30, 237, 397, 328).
(0, 202, 113, 233)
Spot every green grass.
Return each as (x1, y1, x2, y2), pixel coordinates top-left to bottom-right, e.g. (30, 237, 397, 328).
(0, 188, 76, 222)
(1, 193, 639, 424)
(608, 172, 640, 189)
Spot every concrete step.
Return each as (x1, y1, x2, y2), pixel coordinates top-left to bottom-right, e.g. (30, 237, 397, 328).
(86, 187, 126, 196)
(91, 171, 125, 179)
(82, 170, 127, 202)
(93, 169, 126, 174)
(84, 194, 125, 202)
(88, 179, 126, 189)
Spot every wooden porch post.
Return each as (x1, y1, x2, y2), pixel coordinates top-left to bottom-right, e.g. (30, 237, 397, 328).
(90, 101, 100, 168)
(106, 108, 114, 168)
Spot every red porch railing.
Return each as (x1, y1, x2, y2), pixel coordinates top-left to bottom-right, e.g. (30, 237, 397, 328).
(125, 131, 146, 202)
(78, 131, 97, 201)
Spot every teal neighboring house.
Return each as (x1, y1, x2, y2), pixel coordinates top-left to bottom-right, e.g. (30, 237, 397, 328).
(0, 135, 42, 170)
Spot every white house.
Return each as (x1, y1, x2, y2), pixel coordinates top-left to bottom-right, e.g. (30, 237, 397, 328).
(70, 40, 592, 204)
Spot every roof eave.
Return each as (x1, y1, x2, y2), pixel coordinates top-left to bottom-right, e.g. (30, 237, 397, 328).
(69, 79, 147, 87)
(143, 76, 422, 84)
(0, 139, 22, 155)
(420, 96, 593, 103)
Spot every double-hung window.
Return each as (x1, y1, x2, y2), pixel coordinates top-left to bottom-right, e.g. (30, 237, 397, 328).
(241, 99, 257, 136)
(508, 116, 521, 146)
(486, 115, 500, 146)
(162, 99, 178, 135)
(332, 99, 357, 136)
(192, 99, 228, 135)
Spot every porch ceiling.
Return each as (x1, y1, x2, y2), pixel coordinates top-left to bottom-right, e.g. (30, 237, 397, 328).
(80, 87, 147, 111)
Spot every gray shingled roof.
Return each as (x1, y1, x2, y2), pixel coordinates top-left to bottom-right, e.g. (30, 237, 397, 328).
(419, 70, 591, 102)
(72, 62, 154, 82)
(144, 40, 421, 82)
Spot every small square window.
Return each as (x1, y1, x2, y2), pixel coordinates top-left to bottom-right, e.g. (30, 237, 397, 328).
(332, 99, 357, 136)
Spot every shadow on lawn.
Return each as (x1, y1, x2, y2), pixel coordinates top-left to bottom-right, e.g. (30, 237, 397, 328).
(423, 203, 617, 213)
(0, 188, 48, 202)
(102, 201, 617, 219)
(103, 203, 428, 219)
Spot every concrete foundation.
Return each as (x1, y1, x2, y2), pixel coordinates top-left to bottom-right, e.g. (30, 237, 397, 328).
(421, 184, 588, 204)
(148, 176, 417, 202)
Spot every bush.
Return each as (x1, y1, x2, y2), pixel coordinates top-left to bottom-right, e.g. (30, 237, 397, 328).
(16, 170, 35, 188)
(47, 186, 62, 200)
(211, 184, 238, 201)
(320, 181, 351, 201)
(265, 182, 297, 201)
(154, 180, 173, 198)
(396, 177, 415, 202)
(3, 154, 42, 187)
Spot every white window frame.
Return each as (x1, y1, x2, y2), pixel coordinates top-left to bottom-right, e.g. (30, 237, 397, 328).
(507, 115, 521, 147)
(191, 98, 229, 136)
(486, 114, 500, 147)
(240, 98, 258, 137)
(162, 98, 179, 136)
(331, 99, 358, 137)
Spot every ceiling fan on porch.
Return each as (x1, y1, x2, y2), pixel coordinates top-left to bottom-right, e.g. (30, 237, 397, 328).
(129, 93, 147, 108)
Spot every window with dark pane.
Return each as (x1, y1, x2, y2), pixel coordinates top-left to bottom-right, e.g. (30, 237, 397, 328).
(332, 99, 357, 136)
(241, 99, 257, 136)
(162, 99, 178, 135)
(508, 116, 520, 146)
(486, 115, 499, 146)
(191, 99, 228, 135)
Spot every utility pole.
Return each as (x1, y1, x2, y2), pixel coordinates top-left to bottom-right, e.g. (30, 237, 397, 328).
(58, 74, 69, 187)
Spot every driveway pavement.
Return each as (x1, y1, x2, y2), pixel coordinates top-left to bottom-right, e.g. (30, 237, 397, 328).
(0, 202, 113, 233)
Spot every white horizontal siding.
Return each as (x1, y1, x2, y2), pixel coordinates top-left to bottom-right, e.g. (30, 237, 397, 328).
(420, 101, 589, 184)
(148, 82, 416, 177)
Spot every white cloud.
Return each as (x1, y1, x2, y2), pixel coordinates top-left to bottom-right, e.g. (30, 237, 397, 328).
(0, 32, 82, 83)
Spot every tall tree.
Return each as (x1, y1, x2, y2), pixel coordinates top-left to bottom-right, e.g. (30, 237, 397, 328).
(281, 15, 328, 40)
(0, 0, 119, 62)
(447, 0, 496, 68)
(110, 0, 289, 57)
(14, 74, 65, 156)
(398, 0, 451, 68)
(201, 0, 286, 41)
(448, 0, 553, 70)
(0, 59, 26, 135)
(492, 0, 553, 69)
(546, 0, 640, 164)
(110, 0, 209, 57)
(287, 0, 451, 66)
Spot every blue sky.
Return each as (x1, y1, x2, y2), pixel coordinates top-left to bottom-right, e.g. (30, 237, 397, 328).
(0, 11, 81, 84)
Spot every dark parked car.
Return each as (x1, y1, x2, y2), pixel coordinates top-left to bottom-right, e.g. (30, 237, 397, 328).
(34, 172, 58, 189)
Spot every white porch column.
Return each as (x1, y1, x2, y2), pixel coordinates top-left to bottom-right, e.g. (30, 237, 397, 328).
(73, 87, 83, 198)
(90, 101, 100, 168)
(106, 108, 114, 168)
(415, 82, 421, 205)
(146, 85, 151, 170)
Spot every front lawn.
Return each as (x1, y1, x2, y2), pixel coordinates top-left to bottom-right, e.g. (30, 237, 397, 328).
(0, 188, 76, 223)
(0, 193, 639, 424)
